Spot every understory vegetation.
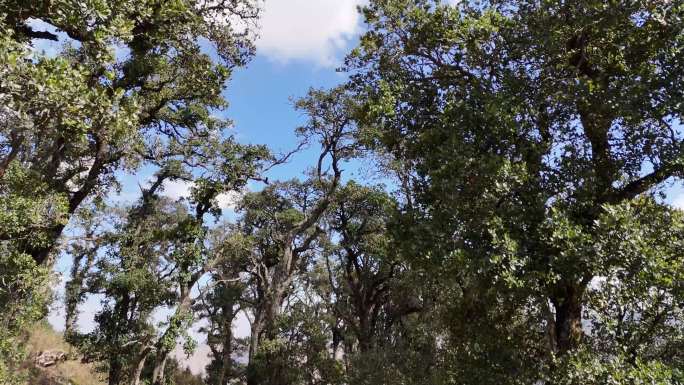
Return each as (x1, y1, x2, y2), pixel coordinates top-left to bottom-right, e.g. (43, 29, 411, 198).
(1, 0, 683, 384)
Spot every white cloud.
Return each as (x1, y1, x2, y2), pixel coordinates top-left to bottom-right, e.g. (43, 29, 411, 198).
(162, 179, 243, 210)
(162, 179, 195, 201)
(216, 190, 242, 210)
(255, 0, 365, 66)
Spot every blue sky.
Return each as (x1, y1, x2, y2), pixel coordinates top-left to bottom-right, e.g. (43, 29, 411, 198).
(224, 0, 365, 179)
(225, 55, 350, 179)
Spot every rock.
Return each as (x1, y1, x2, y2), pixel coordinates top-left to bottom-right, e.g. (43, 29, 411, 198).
(34, 350, 67, 367)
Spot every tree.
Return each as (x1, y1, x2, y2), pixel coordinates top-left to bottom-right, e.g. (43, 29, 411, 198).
(0, 29, 61, 382)
(347, 0, 684, 382)
(1, 0, 260, 266)
(71, 138, 266, 385)
(320, 182, 439, 384)
(0, 0, 260, 379)
(196, 228, 249, 385)
(238, 179, 337, 385)
(80, 193, 175, 385)
(323, 182, 402, 354)
(63, 203, 111, 336)
(237, 88, 358, 385)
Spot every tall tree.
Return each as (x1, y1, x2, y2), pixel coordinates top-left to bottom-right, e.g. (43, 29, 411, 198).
(0, 0, 260, 379)
(73, 138, 266, 385)
(324, 182, 402, 354)
(347, 0, 684, 382)
(0, 0, 260, 266)
(320, 182, 438, 384)
(196, 228, 249, 385)
(238, 88, 358, 385)
(63, 204, 110, 336)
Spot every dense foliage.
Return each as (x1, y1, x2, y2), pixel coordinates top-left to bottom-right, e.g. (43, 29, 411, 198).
(346, 0, 684, 382)
(1, 0, 683, 384)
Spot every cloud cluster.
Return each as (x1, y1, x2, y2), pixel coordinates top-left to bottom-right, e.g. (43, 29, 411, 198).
(253, 0, 464, 66)
(255, 0, 365, 66)
(162, 179, 242, 210)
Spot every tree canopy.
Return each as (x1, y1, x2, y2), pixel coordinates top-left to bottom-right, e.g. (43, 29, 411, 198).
(1, 0, 683, 384)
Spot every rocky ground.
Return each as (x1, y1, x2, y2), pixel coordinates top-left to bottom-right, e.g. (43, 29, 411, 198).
(23, 324, 105, 385)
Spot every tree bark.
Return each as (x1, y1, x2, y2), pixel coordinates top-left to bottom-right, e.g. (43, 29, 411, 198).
(108, 358, 124, 385)
(246, 287, 287, 385)
(217, 324, 233, 385)
(129, 347, 151, 385)
(356, 312, 373, 353)
(64, 299, 78, 337)
(550, 282, 584, 354)
(151, 353, 168, 385)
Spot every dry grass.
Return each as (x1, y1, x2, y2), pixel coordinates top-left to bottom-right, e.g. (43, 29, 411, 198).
(24, 323, 106, 385)
(25, 323, 69, 354)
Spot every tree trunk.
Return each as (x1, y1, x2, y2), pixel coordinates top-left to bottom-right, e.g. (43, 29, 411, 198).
(550, 282, 584, 354)
(248, 312, 262, 364)
(0, 135, 20, 180)
(246, 290, 286, 385)
(129, 347, 150, 385)
(151, 353, 168, 385)
(246, 311, 264, 385)
(218, 330, 232, 385)
(151, 284, 194, 384)
(357, 315, 372, 353)
(64, 304, 77, 337)
(27, 221, 68, 266)
(108, 359, 123, 385)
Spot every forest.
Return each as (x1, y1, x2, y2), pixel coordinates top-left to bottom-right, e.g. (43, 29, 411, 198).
(1, 0, 683, 384)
